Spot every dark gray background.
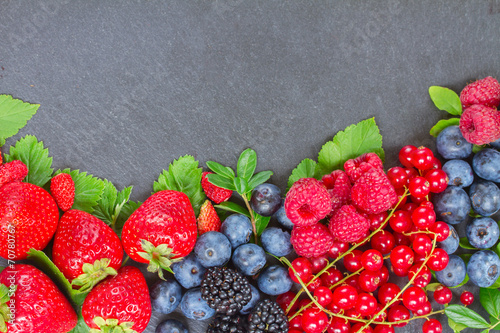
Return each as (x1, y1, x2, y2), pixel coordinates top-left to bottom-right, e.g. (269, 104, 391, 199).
(1, 0, 500, 332)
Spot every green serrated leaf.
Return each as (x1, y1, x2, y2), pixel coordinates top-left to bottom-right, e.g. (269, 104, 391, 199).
(114, 200, 141, 237)
(445, 304, 490, 329)
(248, 171, 273, 190)
(287, 158, 318, 189)
(429, 86, 462, 116)
(316, 118, 384, 176)
(206, 173, 237, 191)
(255, 214, 271, 236)
(459, 237, 477, 250)
(153, 155, 206, 216)
(448, 316, 468, 333)
(214, 202, 251, 218)
(56, 169, 105, 214)
(4, 135, 53, 187)
(92, 180, 119, 225)
(237, 149, 257, 181)
(0, 95, 39, 143)
(430, 118, 461, 137)
(233, 177, 250, 195)
(206, 161, 235, 179)
(480, 288, 500, 319)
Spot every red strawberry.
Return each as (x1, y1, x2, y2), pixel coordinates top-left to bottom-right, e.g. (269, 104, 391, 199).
(201, 171, 233, 203)
(81, 266, 151, 333)
(459, 104, 500, 145)
(50, 173, 75, 211)
(197, 199, 221, 235)
(350, 167, 398, 214)
(290, 223, 334, 258)
(0, 264, 78, 333)
(0, 181, 59, 260)
(344, 152, 383, 183)
(321, 170, 351, 214)
(52, 209, 123, 291)
(329, 204, 370, 243)
(284, 178, 331, 227)
(0, 160, 28, 188)
(121, 190, 197, 279)
(460, 76, 500, 108)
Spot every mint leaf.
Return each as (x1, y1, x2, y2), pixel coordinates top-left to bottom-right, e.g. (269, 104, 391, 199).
(255, 214, 271, 236)
(56, 169, 105, 214)
(237, 149, 257, 181)
(153, 155, 206, 216)
(287, 158, 318, 189)
(233, 177, 249, 195)
(480, 288, 500, 319)
(4, 135, 53, 187)
(445, 305, 490, 329)
(206, 173, 237, 191)
(430, 118, 461, 137)
(215, 202, 251, 218)
(448, 317, 468, 333)
(429, 86, 462, 116)
(206, 161, 235, 179)
(317, 118, 384, 176)
(459, 237, 477, 250)
(248, 171, 273, 190)
(0, 95, 39, 146)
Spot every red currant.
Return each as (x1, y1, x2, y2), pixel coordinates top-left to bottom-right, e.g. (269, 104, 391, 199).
(320, 267, 344, 288)
(430, 221, 450, 242)
(427, 248, 449, 271)
(413, 300, 432, 316)
(371, 230, 395, 255)
(306, 277, 323, 292)
(344, 308, 362, 323)
(373, 325, 394, 333)
(289, 257, 313, 283)
(408, 176, 431, 197)
(355, 293, 378, 317)
(460, 291, 474, 306)
(389, 210, 412, 233)
(327, 300, 342, 314)
(328, 240, 349, 258)
(350, 323, 373, 333)
(387, 166, 408, 188)
(411, 206, 436, 230)
(410, 146, 434, 170)
(327, 317, 350, 333)
(433, 285, 452, 304)
(276, 291, 298, 312)
(377, 282, 401, 305)
(302, 307, 329, 333)
(368, 211, 389, 231)
(429, 157, 442, 170)
(379, 265, 390, 285)
(394, 187, 408, 210)
(393, 232, 411, 247)
(289, 314, 303, 330)
(310, 255, 329, 274)
(358, 270, 381, 293)
(420, 201, 434, 210)
(412, 234, 433, 256)
(345, 275, 362, 293)
(399, 145, 417, 168)
(392, 265, 410, 277)
(369, 303, 388, 322)
(288, 330, 303, 333)
(333, 285, 358, 310)
(401, 202, 418, 214)
(344, 250, 363, 273)
(387, 305, 410, 327)
(408, 263, 431, 288)
(361, 249, 384, 272)
(402, 286, 427, 311)
(405, 167, 419, 182)
(424, 168, 448, 193)
(313, 286, 333, 307)
(390, 245, 415, 270)
(422, 319, 442, 333)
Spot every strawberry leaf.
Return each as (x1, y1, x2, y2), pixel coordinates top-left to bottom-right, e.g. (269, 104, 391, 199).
(287, 158, 317, 189)
(316, 118, 384, 176)
(4, 135, 53, 187)
(480, 288, 500, 319)
(92, 179, 133, 234)
(445, 304, 490, 329)
(255, 213, 271, 236)
(429, 86, 462, 116)
(153, 155, 206, 216)
(214, 202, 251, 218)
(206, 161, 235, 179)
(0, 95, 39, 146)
(56, 169, 105, 214)
(237, 148, 257, 181)
(430, 118, 461, 137)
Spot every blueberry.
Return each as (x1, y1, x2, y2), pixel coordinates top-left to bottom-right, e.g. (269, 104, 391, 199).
(472, 148, 500, 183)
(240, 284, 261, 314)
(436, 125, 473, 159)
(171, 253, 207, 289)
(257, 265, 293, 295)
(442, 159, 474, 188)
(432, 186, 471, 224)
(232, 243, 267, 276)
(155, 319, 188, 333)
(273, 199, 294, 230)
(469, 180, 500, 216)
(466, 217, 500, 249)
(150, 279, 182, 314)
(180, 287, 216, 320)
(221, 214, 253, 249)
(437, 224, 459, 254)
(467, 250, 500, 287)
(260, 227, 293, 257)
(194, 231, 232, 268)
(435, 255, 466, 287)
(250, 183, 282, 217)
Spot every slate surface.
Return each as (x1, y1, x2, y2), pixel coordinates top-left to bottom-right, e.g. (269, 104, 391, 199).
(1, 1, 500, 332)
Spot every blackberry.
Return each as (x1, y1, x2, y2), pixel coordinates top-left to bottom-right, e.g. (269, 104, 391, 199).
(200, 266, 252, 315)
(248, 299, 289, 333)
(207, 314, 247, 333)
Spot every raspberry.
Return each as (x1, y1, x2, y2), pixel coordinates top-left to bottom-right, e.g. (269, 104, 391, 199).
(350, 168, 398, 214)
(329, 205, 369, 243)
(459, 104, 500, 145)
(0, 160, 28, 188)
(460, 76, 500, 108)
(290, 223, 334, 258)
(201, 172, 233, 204)
(321, 170, 351, 214)
(50, 172, 75, 211)
(344, 153, 383, 183)
(285, 178, 331, 227)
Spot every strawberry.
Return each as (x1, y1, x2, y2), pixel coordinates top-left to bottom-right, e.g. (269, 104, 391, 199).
(121, 190, 197, 279)
(0, 160, 28, 189)
(52, 210, 123, 291)
(0, 264, 78, 333)
(81, 266, 151, 333)
(201, 171, 233, 203)
(197, 199, 221, 235)
(50, 173, 75, 211)
(0, 181, 59, 260)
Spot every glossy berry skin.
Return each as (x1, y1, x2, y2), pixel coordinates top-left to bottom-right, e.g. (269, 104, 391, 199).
(425, 168, 448, 193)
(180, 288, 215, 320)
(387, 305, 410, 327)
(276, 291, 297, 313)
(250, 183, 282, 217)
(431, 221, 450, 242)
(469, 181, 500, 217)
(414, 301, 432, 316)
(390, 245, 415, 270)
(343, 250, 363, 273)
(379, 265, 390, 285)
(232, 243, 266, 276)
(466, 217, 500, 249)
(422, 319, 442, 333)
(50, 172, 75, 211)
(355, 293, 377, 316)
(412, 234, 433, 256)
(433, 186, 471, 225)
(460, 291, 474, 306)
(221, 214, 253, 249)
(150, 279, 182, 314)
(373, 325, 394, 333)
(427, 248, 449, 271)
(393, 232, 411, 247)
(345, 275, 362, 293)
(371, 231, 395, 255)
(332, 285, 358, 310)
(194, 231, 232, 268)
(358, 270, 381, 293)
(367, 212, 389, 231)
(387, 166, 408, 188)
(273, 199, 294, 230)
(442, 159, 474, 188)
(408, 176, 431, 197)
(320, 267, 344, 288)
(306, 277, 322, 292)
(434, 285, 452, 305)
(472, 148, 500, 183)
(156, 319, 188, 333)
(350, 323, 373, 333)
(467, 250, 500, 287)
(289, 257, 313, 283)
(411, 147, 434, 170)
(389, 210, 412, 233)
(402, 286, 427, 311)
(328, 317, 350, 333)
(436, 126, 473, 160)
(399, 145, 417, 168)
(310, 255, 329, 274)
(408, 264, 431, 288)
(361, 249, 384, 272)
(437, 223, 459, 254)
(302, 307, 329, 333)
(258, 265, 293, 295)
(314, 286, 333, 307)
(328, 240, 349, 258)
(411, 206, 436, 230)
(171, 253, 207, 289)
(378, 283, 401, 305)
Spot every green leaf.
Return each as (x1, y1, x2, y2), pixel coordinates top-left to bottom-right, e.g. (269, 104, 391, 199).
(459, 237, 477, 250)
(424, 283, 442, 292)
(237, 149, 257, 181)
(206, 161, 235, 179)
(114, 200, 141, 237)
(480, 288, 500, 319)
(92, 179, 133, 234)
(153, 155, 206, 216)
(233, 177, 250, 195)
(206, 173, 237, 191)
(473, 144, 486, 154)
(487, 275, 500, 289)
(0, 95, 39, 144)
(214, 202, 251, 218)
(248, 171, 273, 190)
(287, 158, 318, 189)
(448, 317, 468, 333)
(56, 169, 105, 214)
(68, 310, 90, 333)
(316, 118, 384, 176)
(445, 304, 490, 329)
(4, 135, 53, 187)
(255, 214, 271, 236)
(430, 118, 461, 137)
(429, 86, 462, 115)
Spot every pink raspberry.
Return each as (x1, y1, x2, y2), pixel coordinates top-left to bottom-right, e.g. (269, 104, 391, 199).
(460, 76, 500, 108)
(344, 153, 384, 182)
(329, 204, 369, 243)
(290, 223, 334, 258)
(350, 167, 398, 214)
(284, 178, 331, 227)
(459, 104, 500, 145)
(0, 160, 28, 188)
(321, 170, 351, 214)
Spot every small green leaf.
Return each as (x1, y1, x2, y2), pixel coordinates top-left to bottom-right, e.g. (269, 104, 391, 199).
(248, 171, 273, 190)
(480, 288, 500, 319)
(56, 169, 105, 214)
(448, 317, 468, 333)
(445, 304, 490, 329)
(92, 180, 133, 234)
(237, 149, 257, 181)
(429, 86, 462, 115)
(430, 118, 461, 137)
(68, 310, 90, 333)
(206, 173, 237, 191)
(255, 214, 271, 236)
(287, 158, 318, 189)
(424, 283, 442, 292)
(214, 202, 251, 218)
(233, 177, 249, 195)
(473, 144, 486, 154)
(459, 237, 477, 250)
(206, 161, 235, 179)
(0, 95, 39, 143)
